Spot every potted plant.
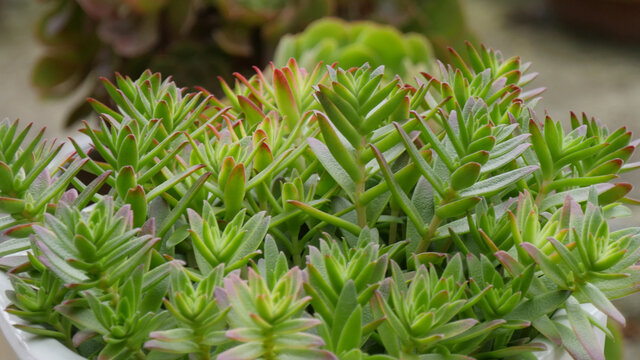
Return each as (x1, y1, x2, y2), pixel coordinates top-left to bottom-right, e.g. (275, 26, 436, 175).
(0, 43, 638, 359)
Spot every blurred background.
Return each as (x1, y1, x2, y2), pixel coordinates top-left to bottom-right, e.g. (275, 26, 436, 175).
(1, 0, 640, 358)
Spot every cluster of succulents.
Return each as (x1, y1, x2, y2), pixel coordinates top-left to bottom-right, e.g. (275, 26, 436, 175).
(1, 43, 639, 360)
(274, 18, 434, 80)
(33, 0, 474, 125)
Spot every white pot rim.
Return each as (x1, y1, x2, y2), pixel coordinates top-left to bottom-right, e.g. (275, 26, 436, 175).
(0, 266, 85, 360)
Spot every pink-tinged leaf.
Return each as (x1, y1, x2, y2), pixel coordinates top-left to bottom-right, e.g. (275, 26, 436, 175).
(140, 217, 155, 236)
(3, 223, 35, 238)
(565, 297, 605, 360)
(547, 238, 581, 274)
(521, 87, 546, 101)
(253, 142, 273, 173)
(494, 250, 525, 276)
(217, 342, 264, 360)
(238, 95, 266, 127)
(272, 332, 326, 348)
(273, 68, 299, 130)
(0, 254, 28, 270)
(143, 339, 200, 354)
(430, 318, 478, 339)
(502, 319, 531, 330)
(541, 183, 612, 211)
(148, 329, 192, 342)
(36, 241, 87, 284)
(532, 315, 562, 345)
(598, 183, 632, 205)
(226, 328, 263, 342)
(115, 204, 133, 229)
(587, 159, 623, 176)
(59, 189, 78, 205)
(578, 282, 625, 326)
(556, 322, 598, 360)
(72, 329, 98, 347)
(521, 243, 569, 288)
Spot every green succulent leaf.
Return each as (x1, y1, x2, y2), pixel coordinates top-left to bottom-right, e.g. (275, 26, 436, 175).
(458, 166, 538, 197)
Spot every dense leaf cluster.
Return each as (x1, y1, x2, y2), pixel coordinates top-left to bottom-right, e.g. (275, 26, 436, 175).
(2, 44, 640, 360)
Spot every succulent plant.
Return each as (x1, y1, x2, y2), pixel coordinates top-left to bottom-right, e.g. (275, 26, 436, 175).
(0, 119, 87, 239)
(217, 267, 334, 359)
(145, 263, 228, 358)
(274, 18, 434, 79)
(1, 44, 640, 360)
(33, 0, 474, 125)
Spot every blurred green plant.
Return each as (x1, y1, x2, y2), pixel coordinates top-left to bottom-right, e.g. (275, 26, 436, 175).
(274, 18, 434, 79)
(0, 43, 639, 360)
(33, 0, 475, 125)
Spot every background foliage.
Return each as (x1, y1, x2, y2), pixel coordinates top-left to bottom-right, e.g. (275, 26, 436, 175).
(1, 42, 639, 359)
(32, 0, 474, 125)
(274, 18, 434, 80)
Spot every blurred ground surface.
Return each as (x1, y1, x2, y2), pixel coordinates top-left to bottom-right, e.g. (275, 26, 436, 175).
(1, 0, 640, 358)
(0, 1, 87, 140)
